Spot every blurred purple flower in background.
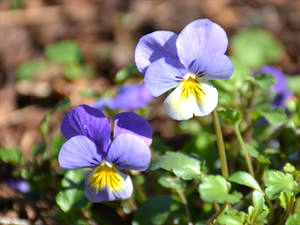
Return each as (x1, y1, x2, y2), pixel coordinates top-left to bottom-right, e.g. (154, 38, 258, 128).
(259, 66, 292, 107)
(7, 179, 30, 193)
(58, 105, 152, 202)
(93, 84, 152, 110)
(135, 19, 234, 120)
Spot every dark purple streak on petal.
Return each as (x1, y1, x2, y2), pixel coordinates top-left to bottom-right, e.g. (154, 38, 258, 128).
(85, 171, 133, 202)
(145, 58, 186, 97)
(188, 53, 234, 80)
(61, 105, 111, 152)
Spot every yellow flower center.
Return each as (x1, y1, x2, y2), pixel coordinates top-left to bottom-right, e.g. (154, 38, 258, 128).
(181, 74, 205, 100)
(88, 161, 124, 192)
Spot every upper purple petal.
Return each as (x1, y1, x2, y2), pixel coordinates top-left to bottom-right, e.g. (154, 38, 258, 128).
(93, 84, 153, 110)
(259, 66, 287, 92)
(145, 58, 186, 97)
(135, 31, 180, 73)
(188, 53, 234, 80)
(113, 112, 152, 146)
(61, 105, 111, 152)
(58, 135, 102, 170)
(176, 19, 228, 68)
(259, 66, 292, 107)
(85, 171, 133, 202)
(106, 133, 151, 171)
(91, 98, 111, 110)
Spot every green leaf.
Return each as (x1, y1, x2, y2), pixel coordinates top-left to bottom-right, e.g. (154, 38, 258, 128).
(40, 114, 51, 139)
(265, 148, 279, 155)
(0, 148, 23, 165)
(264, 170, 297, 200)
(253, 73, 277, 89)
(56, 211, 88, 225)
(245, 144, 271, 165)
(179, 120, 201, 135)
(63, 64, 92, 81)
(40, 98, 70, 138)
(32, 143, 46, 156)
(158, 176, 186, 191)
(287, 75, 300, 95)
(114, 64, 140, 84)
(133, 195, 172, 225)
(229, 171, 261, 191)
(251, 191, 269, 223)
(46, 41, 82, 64)
(50, 135, 66, 158)
(231, 29, 283, 68)
(246, 144, 260, 158)
(199, 175, 242, 204)
(151, 137, 174, 154)
(262, 108, 287, 125)
(214, 58, 253, 92)
(63, 63, 82, 81)
(219, 108, 242, 126)
(52, 98, 71, 113)
(256, 104, 287, 125)
(252, 191, 265, 214)
(150, 152, 202, 180)
(16, 59, 49, 80)
(284, 163, 296, 173)
(56, 169, 88, 212)
(80, 88, 99, 98)
(9, 0, 25, 10)
(286, 212, 300, 225)
(217, 208, 247, 225)
(279, 192, 292, 210)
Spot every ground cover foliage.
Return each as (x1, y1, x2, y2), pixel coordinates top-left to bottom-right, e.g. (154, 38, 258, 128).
(0, 1, 300, 225)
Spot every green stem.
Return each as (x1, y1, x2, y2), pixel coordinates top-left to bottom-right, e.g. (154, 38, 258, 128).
(206, 203, 227, 225)
(214, 201, 220, 212)
(264, 194, 274, 224)
(41, 127, 50, 160)
(234, 126, 255, 178)
(128, 196, 138, 211)
(133, 181, 147, 203)
(177, 190, 193, 225)
(279, 195, 295, 225)
(212, 109, 229, 179)
(130, 172, 147, 203)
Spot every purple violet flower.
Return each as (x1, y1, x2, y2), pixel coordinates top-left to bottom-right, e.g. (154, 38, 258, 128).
(93, 84, 153, 110)
(135, 19, 234, 120)
(58, 105, 152, 202)
(7, 179, 30, 193)
(259, 66, 292, 107)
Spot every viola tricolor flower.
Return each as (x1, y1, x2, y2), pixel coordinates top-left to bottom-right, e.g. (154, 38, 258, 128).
(135, 19, 234, 120)
(93, 84, 152, 110)
(7, 179, 30, 193)
(58, 105, 152, 202)
(259, 66, 292, 107)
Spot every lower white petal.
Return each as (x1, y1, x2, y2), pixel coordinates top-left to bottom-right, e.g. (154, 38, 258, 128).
(163, 81, 218, 120)
(85, 171, 133, 202)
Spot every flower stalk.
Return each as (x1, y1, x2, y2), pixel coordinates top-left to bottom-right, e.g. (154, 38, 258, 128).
(212, 108, 229, 179)
(234, 126, 255, 177)
(177, 190, 193, 225)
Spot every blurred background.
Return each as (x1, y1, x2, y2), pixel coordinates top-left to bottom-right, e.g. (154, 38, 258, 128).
(0, 0, 300, 224)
